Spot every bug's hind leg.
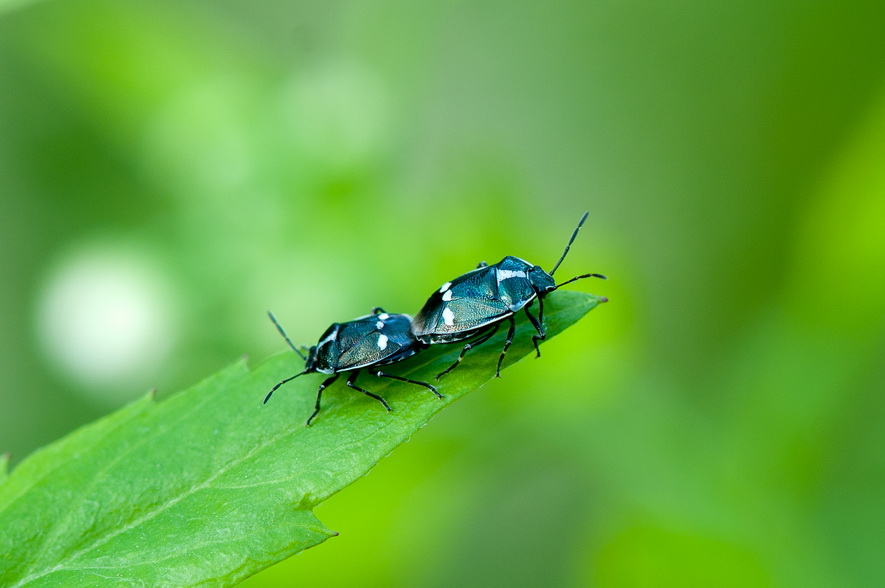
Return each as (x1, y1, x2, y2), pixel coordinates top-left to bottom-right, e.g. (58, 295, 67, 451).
(306, 374, 340, 427)
(524, 298, 546, 359)
(435, 324, 500, 381)
(375, 371, 444, 399)
(346, 370, 392, 413)
(495, 315, 517, 378)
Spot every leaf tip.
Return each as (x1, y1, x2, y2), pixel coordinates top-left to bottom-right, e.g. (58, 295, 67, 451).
(584, 292, 608, 307)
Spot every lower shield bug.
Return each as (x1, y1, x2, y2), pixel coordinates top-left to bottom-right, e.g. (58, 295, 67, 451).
(264, 308, 442, 426)
(411, 212, 606, 379)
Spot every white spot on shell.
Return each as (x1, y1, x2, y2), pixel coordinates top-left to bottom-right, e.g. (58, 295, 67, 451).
(442, 290, 453, 302)
(378, 313, 389, 320)
(442, 307, 455, 326)
(439, 282, 452, 293)
(377, 334, 388, 350)
(376, 321, 384, 329)
(497, 269, 526, 283)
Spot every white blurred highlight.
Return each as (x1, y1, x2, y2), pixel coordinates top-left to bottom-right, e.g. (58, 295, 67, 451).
(37, 245, 177, 404)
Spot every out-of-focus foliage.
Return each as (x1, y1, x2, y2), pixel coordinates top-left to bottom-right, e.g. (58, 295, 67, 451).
(0, 0, 882, 587)
(0, 293, 602, 587)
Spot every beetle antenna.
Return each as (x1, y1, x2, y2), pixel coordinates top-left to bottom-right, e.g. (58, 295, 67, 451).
(264, 370, 308, 404)
(555, 272, 607, 290)
(268, 311, 306, 360)
(550, 211, 589, 276)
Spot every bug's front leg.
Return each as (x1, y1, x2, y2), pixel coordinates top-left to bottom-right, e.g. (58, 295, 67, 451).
(307, 374, 340, 427)
(524, 298, 546, 359)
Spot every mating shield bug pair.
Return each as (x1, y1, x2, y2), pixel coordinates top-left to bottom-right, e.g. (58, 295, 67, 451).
(266, 212, 605, 426)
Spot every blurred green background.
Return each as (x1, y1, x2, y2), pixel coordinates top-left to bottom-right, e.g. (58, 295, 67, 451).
(1, 0, 884, 586)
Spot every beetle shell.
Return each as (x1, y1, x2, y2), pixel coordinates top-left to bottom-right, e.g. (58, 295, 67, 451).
(314, 312, 420, 374)
(411, 256, 552, 344)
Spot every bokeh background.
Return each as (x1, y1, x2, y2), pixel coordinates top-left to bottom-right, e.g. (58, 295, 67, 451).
(2, 0, 884, 586)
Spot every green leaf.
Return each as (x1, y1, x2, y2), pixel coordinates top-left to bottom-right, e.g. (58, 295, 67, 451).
(0, 291, 605, 587)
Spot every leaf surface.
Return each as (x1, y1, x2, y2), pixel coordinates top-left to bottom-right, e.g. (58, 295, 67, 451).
(0, 291, 605, 587)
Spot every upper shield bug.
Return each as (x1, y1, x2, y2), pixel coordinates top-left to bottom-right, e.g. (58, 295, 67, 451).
(264, 308, 442, 426)
(410, 212, 606, 379)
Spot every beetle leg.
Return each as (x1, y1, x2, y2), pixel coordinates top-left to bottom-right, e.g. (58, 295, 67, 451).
(346, 370, 392, 413)
(536, 295, 545, 331)
(524, 301, 545, 359)
(306, 374, 340, 427)
(375, 370, 444, 399)
(496, 315, 517, 378)
(436, 324, 500, 380)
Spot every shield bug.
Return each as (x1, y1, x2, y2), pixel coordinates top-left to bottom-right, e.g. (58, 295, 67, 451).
(264, 308, 442, 426)
(411, 212, 606, 379)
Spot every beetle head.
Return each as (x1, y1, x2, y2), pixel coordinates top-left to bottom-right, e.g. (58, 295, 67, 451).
(529, 266, 557, 294)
